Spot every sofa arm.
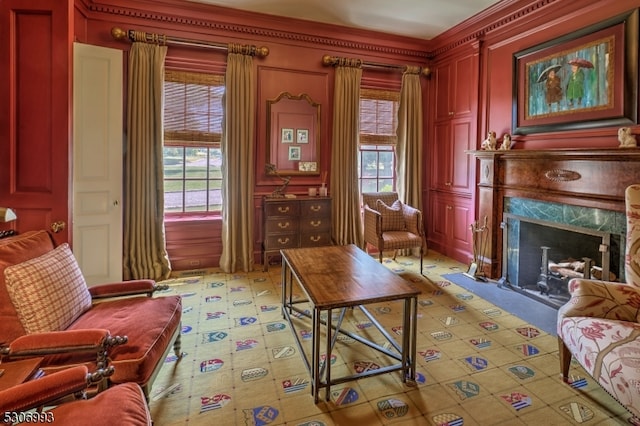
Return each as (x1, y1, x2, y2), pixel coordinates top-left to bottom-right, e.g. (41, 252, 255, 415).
(89, 279, 167, 299)
(558, 278, 640, 322)
(402, 204, 423, 236)
(1, 329, 127, 361)
(0, 364, 114, 413)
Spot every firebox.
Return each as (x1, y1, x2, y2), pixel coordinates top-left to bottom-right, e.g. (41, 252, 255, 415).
(500, 197, 625, 308)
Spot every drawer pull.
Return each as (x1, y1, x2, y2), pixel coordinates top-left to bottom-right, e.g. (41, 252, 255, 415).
(278, 222, 290, 229)
(310, 205, 321, 212)
(278, 206, 290, 213)
(278, 237, 290, 244)
(309, 236, 321, 242)
(310, 220, 321, 227)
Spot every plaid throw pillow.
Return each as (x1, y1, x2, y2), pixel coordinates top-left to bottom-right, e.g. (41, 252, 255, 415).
(4, 243, 92, 334)
(376, 199, 406, 231)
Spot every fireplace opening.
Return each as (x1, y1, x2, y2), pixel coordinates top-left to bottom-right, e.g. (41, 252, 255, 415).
(502, 208, 623, 309)
(516, 221, 620, 307)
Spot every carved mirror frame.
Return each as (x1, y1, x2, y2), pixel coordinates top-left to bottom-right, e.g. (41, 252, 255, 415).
(266, 92, 320, 176)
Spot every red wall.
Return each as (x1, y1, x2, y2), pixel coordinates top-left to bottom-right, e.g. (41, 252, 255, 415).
(70, 0, 640, 270)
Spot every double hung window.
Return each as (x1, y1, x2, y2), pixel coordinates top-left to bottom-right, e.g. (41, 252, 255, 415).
(163, 70, 224, 214)
(358, 88, 400, 194)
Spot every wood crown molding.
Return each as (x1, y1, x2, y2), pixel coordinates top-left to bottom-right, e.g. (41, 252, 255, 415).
(79, 0, 429, 60)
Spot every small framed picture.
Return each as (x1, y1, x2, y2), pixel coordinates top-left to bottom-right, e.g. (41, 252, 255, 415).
(281, 128, 294, 143)
(298, 161, 317, 172)
(297, 129, 309, 144)
(288, 146, 301, 161)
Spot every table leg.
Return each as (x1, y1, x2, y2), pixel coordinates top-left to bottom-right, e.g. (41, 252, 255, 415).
(281, 262, 287, 319)
(410, 296, 417, 380)
(312, 306, 321, 403)
(325, 308, 331, 401)
(402, 297, 410, 382)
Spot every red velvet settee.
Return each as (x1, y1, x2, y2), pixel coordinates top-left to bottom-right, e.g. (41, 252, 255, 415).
(0, 230, 182, 397)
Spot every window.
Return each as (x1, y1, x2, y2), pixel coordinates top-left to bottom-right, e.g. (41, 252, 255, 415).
(163, 70, 224, 214)
(358, 89, 399, 193)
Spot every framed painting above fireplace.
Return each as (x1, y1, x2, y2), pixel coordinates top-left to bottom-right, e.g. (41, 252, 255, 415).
(512, 9, 638, 135)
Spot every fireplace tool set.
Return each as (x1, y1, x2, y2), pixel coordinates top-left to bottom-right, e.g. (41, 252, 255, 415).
(464, 216, 489, 281)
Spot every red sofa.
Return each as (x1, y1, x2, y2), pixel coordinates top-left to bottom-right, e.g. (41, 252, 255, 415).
(0, 230, 182, 397)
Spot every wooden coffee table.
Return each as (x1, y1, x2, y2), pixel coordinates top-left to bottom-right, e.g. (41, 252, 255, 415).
(280, 244, 421, 403)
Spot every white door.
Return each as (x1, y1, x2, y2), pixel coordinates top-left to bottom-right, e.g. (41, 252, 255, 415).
(73, 42, 123, 285)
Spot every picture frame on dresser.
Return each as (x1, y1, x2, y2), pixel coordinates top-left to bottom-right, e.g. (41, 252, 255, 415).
(512, 9, 638, 135)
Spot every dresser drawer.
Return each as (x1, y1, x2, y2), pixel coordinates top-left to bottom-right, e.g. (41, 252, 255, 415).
(264, 200, 299, 217)
(300, 199, 331, 217)
(265, 218, 299, 234)
(300, 232, 332, 247)
(264, 233, 298, 250)
(300, 217, 330, 233)
(262, 197, 332, 271)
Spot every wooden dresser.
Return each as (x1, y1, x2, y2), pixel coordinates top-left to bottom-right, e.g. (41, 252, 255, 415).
(262, 196, 332, 270)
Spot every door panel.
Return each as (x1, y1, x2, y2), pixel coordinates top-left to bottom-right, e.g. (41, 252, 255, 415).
(73, 42, 123, 285)
(0, 0, 72, 242)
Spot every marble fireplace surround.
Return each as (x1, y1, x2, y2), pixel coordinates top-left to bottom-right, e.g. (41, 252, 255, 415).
(472, 148, 640, 285)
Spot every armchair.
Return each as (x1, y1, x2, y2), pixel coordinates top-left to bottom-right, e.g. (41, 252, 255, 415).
(0, 365, 151, 426)
(0, 230, 182, 398)
(362, 192, 425, 273)
(557, 184, 640, 417)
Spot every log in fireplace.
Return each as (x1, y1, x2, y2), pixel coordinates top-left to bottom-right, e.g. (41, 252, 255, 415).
(471, 148, 639, 307)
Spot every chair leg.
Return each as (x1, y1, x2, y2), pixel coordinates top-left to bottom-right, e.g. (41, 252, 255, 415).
(558, 336, 572, 382)
(378, 250, 383, 263)
(419, 246, 424, 275)
(173, 332, 183, 359)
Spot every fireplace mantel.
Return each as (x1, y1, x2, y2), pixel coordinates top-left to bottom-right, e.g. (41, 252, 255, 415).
(469, 148, 640, 278)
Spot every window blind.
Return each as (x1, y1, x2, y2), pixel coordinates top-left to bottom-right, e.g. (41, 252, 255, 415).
(164, 70, 225, 145)
(359, 88, 399, 146)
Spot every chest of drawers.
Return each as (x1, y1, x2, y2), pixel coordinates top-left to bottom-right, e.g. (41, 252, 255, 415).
(262, 196, 332, 270)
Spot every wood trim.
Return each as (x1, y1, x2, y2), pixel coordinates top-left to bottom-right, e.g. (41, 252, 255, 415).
(471, 148, 640, 278)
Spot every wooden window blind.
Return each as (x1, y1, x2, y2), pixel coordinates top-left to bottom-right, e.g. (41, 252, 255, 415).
(359, 88, 400, 146)
(164, 70, 225, 146)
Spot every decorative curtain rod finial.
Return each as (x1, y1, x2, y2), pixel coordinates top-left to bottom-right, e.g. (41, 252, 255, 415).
(322, 54, 337, 66)
(111, 27, 127, 41)
(256, 46, 270, 58)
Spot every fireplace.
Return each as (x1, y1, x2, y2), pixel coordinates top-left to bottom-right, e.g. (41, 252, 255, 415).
(471, 148, 640, 308)
(501, 197, 624, 308)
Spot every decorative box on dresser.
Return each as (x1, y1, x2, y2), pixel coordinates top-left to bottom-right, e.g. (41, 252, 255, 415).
(262, 196, 332, 270)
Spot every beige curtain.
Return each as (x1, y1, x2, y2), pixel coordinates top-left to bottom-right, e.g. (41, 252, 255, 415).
(396, 67, 424, 256)
(123, 42, 171, 281)
(396, 67, 423, 209)
(219, 45, 256, 273)
(330, 59, 363, 246)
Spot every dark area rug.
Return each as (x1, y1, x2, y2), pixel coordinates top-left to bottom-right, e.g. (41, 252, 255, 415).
(442, 273, 558, 336)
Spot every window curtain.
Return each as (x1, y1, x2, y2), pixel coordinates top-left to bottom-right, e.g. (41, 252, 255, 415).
(123, 42, 172, 281)
(330, 59, 363, 246)
(396, 67, 423, 209)
(396, 66, 424, 256)
(219, 45, 256, 273)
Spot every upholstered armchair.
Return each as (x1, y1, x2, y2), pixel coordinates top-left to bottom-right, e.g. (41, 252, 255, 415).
(362, 192, 425, 273)
(0, 230, 182, 398)
(557, 184, 640, 418)
(0, 365, 151, 426)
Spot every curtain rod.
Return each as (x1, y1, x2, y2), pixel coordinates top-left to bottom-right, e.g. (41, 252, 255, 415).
(321, 54, 430, 77)
(111, 27, 269, 58)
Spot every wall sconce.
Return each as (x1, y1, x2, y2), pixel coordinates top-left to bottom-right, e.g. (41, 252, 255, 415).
(0, 207, 17, 223)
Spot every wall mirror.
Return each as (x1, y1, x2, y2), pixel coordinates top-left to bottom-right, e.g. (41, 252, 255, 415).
(266, 92, 320, 175)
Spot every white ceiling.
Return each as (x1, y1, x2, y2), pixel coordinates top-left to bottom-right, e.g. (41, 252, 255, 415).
(187, 0, 503, 40)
